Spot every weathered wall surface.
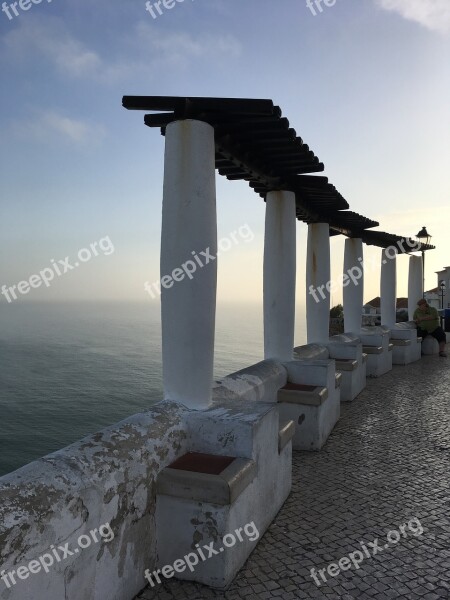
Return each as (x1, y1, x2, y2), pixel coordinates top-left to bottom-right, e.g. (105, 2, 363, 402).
(212, 359, 287, 405)
(0, 402, 188, 600)
(0, 360, 289, 600)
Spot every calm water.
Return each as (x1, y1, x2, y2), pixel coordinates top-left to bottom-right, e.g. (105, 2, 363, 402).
(0, 302, 306, 476)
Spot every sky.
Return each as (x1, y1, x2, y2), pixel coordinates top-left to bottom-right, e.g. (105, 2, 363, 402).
(0, 0, 449, 312)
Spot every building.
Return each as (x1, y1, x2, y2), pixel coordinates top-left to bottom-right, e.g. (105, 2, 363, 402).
(364, 297, 408, 314)
(424, 287, 440, 309)
(434, 266, 450, 309)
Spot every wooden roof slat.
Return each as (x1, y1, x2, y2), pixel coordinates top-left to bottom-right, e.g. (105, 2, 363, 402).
(123, 95, 277, 115)
(214, 119, 291, 137)
(221, 128, 298, 143)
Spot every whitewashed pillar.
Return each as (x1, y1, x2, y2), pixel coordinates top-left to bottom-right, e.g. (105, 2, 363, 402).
(306, 223, 331, 344)
(343, 238, 364, 333)
(408, 255, 424, 321)
(380, 247, 397, 328)
(161, 120, 217, 409)
(264, 190, 296, 361)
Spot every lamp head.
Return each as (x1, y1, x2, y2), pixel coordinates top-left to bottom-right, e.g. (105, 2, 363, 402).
(416, 226, 431, 245)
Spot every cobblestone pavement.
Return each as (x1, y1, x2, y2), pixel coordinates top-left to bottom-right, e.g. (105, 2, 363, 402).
(136, 355, 450, 600)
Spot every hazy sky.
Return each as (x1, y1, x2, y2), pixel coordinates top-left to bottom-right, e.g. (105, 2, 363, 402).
(1, 0, 449, 309)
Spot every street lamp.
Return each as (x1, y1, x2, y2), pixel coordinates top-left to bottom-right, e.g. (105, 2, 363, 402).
(416, 226, 432, 298)
(440, 280, 446, 329)
(440, 280, 446, 309)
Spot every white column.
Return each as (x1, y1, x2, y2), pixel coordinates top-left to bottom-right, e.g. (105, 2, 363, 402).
(343, 238, 364, 334)
(306, 223, 330, 344)
(161, 119, 217, 409)
(380, 247, 397, 328)
(263, 190, 296, 361)
(408, 255, 423, 320)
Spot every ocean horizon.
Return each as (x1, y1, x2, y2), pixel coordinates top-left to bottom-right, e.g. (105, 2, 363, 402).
(0, 300, 307, 477)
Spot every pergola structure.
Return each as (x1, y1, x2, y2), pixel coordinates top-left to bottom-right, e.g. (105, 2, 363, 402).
(123, 95, 434, 251)
(123, 95, 435, 407)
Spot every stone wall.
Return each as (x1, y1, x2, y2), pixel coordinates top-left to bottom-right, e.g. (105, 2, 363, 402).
(0, 402, 188, 600)
(0, 360, 288, 600)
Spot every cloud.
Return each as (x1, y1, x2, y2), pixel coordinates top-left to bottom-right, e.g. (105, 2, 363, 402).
(11, 110, 106, 145)
(2, 18, 103, 78)
(1, 16, 242, 84)
(134, 22, 241, 68)
(374, 0, 450, 34)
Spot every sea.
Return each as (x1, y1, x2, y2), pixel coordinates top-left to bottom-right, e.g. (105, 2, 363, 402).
(0, 301, 306, 477)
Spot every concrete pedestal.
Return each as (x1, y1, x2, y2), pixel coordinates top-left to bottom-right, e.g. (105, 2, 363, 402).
(156, 455, 258, 589)
(279, 352, 340, 450)
(156, 399, 293, 588)
(327, 334, 367, 401)
(358, 326, 393, 378)
(390, 322, 422, 365)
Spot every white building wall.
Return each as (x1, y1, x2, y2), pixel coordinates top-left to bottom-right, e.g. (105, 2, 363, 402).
(436, 267, 450, 309)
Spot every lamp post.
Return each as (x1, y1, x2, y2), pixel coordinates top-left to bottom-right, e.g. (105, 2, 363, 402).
(440, 280, 446, 329)
(416, 226, 432, 298)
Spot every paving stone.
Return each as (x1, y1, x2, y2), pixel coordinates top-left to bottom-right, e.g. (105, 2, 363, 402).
(135, 357, 450, 599)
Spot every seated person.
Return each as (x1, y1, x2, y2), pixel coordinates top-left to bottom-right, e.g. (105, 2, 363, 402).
(413, 299, 447, 357)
